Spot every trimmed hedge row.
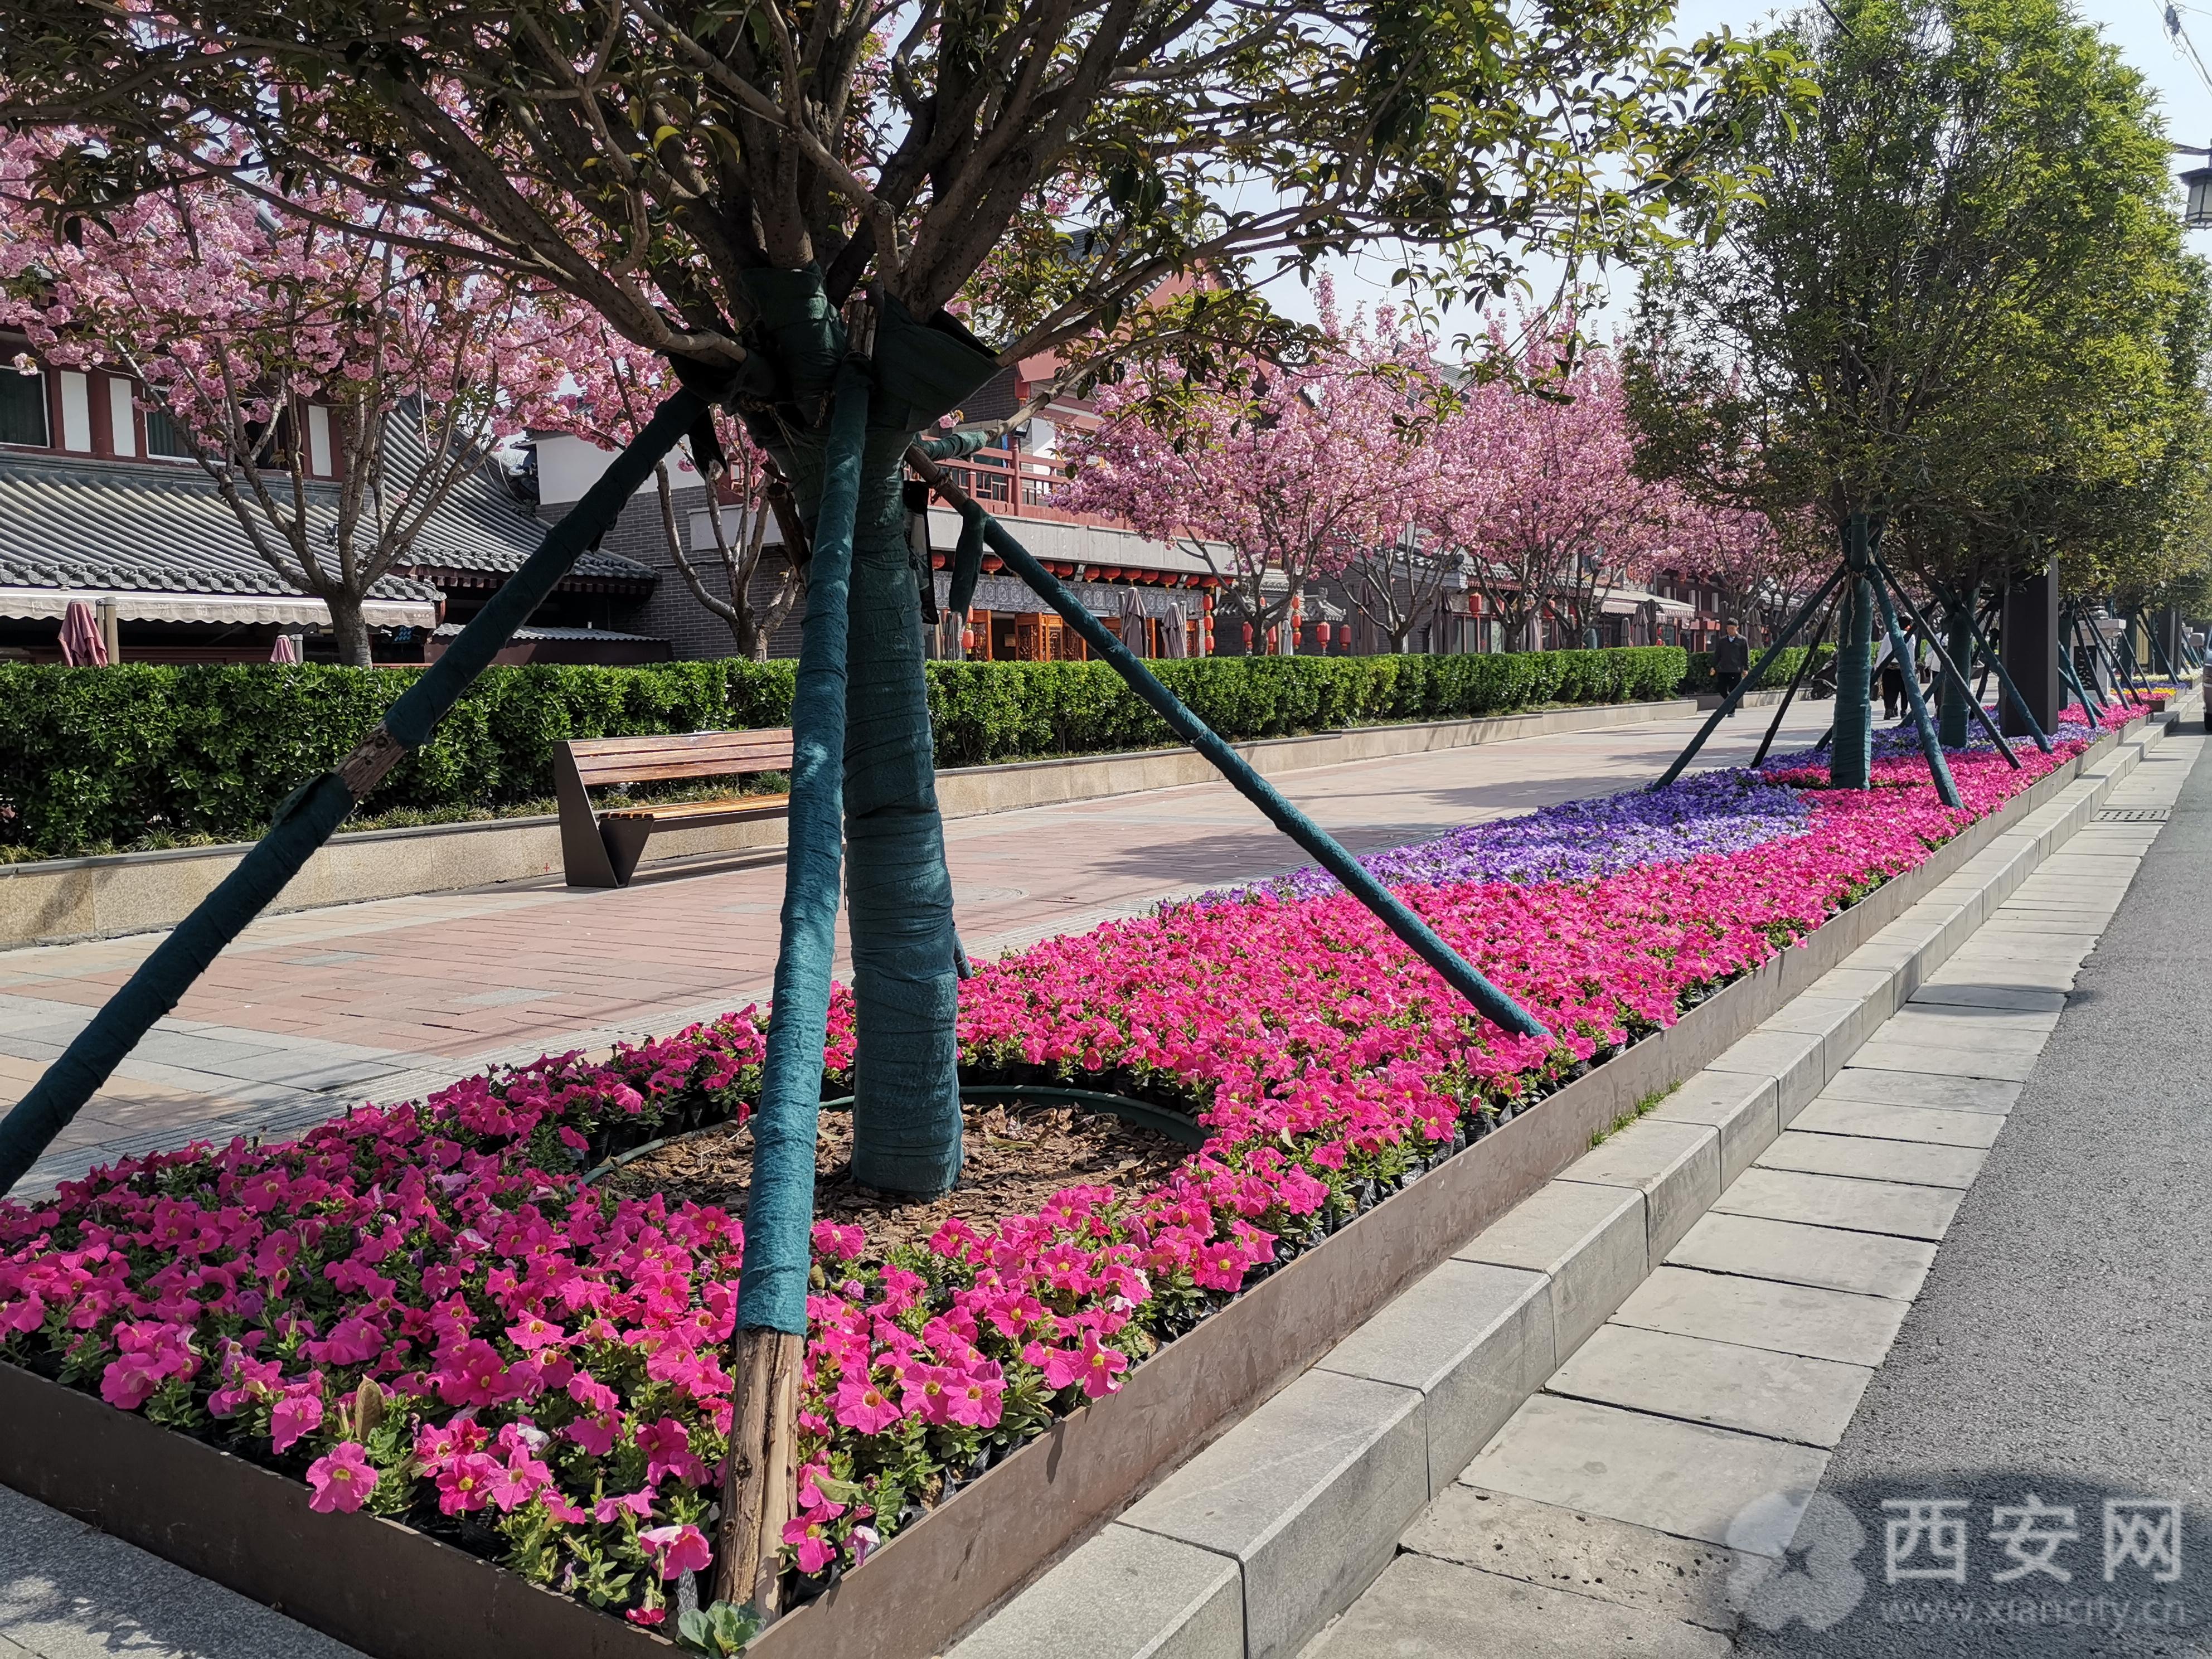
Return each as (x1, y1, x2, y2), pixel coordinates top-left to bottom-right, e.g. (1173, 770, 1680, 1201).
(0, 646, 1686, 858)
(1681, 644, 1839, 695)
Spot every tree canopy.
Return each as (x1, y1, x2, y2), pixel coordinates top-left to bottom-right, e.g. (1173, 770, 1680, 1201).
(0, 0, 1804, 381)
(1624, 0, 2209, 604)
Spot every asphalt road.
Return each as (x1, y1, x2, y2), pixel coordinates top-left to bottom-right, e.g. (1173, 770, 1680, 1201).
(1736, 733, 2212, 1658)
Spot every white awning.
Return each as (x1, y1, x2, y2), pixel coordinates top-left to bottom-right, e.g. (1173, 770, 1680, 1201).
(0, 587, 438, 629)
(1602, 588, 1698, 619)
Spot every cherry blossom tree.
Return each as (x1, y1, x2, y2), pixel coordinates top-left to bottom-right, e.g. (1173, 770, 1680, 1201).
(1061, 290, 1446, 653)
(0, 135, 573, 664)
(1650, 490, 1824, 642)
(1436, 324, 1662, 649)
(1338, 527, 1471, 653)
(542, 326, 803, 661)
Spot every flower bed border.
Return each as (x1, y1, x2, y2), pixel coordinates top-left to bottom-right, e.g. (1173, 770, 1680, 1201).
(0, 715, 2137, 1659)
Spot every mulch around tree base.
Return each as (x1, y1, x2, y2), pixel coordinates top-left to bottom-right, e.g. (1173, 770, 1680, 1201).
(600, 1099, 1193, 1254)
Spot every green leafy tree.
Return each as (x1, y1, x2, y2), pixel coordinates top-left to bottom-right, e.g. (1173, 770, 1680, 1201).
(1626, 0, 2196, 773)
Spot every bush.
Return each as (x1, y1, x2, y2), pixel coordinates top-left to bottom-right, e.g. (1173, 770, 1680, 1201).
(0, 645, 1686, 858)
(1681, 644, 1839, 695)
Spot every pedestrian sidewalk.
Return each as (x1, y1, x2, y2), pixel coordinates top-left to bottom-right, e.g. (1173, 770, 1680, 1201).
(0, 700, 1834, 1192)
(1303, 726, 2205, 1657)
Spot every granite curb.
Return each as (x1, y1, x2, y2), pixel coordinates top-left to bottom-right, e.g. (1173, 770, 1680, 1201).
(946, 709, 2184, 1659)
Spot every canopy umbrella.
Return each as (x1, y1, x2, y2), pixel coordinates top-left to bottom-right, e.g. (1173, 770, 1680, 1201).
(269, 633, 303, 664)
(1118, 587, 1149, 657)
(57, 600, 108, 666)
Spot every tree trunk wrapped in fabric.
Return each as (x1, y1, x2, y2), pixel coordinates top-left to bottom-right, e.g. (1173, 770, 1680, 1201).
(735, 270, 999, 1199)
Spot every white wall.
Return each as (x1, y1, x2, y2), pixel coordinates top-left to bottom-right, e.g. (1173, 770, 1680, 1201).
(535, 430, 701, 505)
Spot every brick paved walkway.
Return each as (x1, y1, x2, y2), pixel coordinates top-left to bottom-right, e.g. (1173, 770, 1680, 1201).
(0, 701, 1832, 1194)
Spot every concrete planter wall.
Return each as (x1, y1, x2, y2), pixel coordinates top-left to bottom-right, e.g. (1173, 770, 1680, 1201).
(0, 697, 1695, 952)
(0, 717, 2131, 1659)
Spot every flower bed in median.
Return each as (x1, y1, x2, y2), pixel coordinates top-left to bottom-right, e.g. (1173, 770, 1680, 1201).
(0, 704, 2128, 1632)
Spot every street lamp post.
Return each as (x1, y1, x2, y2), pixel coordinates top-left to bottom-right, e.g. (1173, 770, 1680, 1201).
(2173, 144, 2212, 227)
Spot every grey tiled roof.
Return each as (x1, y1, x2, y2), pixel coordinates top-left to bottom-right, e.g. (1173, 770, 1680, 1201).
(0, 455, 442, 602)
(0, 439, 652, 600)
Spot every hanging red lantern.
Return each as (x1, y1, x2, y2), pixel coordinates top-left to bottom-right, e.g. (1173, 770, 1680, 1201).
(1242, 622, 1254, 649)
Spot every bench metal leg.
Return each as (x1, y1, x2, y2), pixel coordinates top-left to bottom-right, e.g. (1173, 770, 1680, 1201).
(554, 744, 621, 887)
(604, 818, 656, 887)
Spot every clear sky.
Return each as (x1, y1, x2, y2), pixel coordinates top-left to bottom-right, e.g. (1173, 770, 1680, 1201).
(1284, 0, 2212, 344)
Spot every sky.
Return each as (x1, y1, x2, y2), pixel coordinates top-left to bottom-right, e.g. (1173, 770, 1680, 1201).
(1281, 0, 2212, 346)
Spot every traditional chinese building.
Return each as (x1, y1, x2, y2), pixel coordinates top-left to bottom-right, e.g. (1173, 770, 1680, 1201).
(0, 334, 666, 664)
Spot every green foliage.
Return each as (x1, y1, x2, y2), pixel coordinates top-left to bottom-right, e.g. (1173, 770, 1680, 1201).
(1682, 645, 1836, 693)
(675, 1602, 764, 1656)
(0, 648, 1686, 858)
(1627, 0, 2209, 609)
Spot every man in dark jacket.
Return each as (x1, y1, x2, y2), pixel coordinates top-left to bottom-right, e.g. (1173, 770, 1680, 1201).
(1713, 621, 1752, 715)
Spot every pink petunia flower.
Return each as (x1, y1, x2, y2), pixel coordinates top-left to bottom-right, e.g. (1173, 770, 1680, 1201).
(305, 1442, 376, 1514)
(639, 1523, 713, 1580)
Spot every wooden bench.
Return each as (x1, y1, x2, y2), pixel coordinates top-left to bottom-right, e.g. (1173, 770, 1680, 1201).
(553, 729, 795, 887)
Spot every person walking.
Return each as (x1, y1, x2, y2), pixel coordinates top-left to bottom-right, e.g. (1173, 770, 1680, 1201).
(1879, 646, 1907, 721)
(1713, 620, 1752, 715)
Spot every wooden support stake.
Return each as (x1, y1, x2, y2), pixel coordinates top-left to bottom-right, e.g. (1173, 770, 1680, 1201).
(713, 1326, 806, 1617)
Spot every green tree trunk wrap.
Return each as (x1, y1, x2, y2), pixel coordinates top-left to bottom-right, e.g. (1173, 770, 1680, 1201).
(1939, 596, 1975, 748)
(917, 455, 1548, 1042)
(1870, 567, 1962, 809)
(1833, 572, 1876, 789)
(735, 270, 997, 1204)
(1649, 567, 1844, 792)
(1830, 516, 1884, 789)
(0, 390, 703, 1196)
(736, 362, 868, 1334)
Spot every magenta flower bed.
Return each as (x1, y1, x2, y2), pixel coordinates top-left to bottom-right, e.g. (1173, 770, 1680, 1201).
(0, 707, 2126, 1628)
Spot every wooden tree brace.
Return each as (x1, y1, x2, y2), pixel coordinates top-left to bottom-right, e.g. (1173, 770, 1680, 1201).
(713, 1327, 806, 1617)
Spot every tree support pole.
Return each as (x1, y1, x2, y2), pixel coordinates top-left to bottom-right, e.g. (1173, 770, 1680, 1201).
(1751, 586, 1841, 769)
(2070, 610, 2123, 716)
(2057, 607, 2103, 720)
(1650, 567, 1845, 790)
(1870, 567, 1962, 809)
(2109, 613, 2152, 704)
(716, 362, 872, 1618)
(910, 449, 1548, 1040)
(2142, 608, 2182, 684)
(2066, 607, 2114, 716)
(2085, 607, 2143, 706)
(0, 388, 709, 1196)
(1875, 566, 2019, 769)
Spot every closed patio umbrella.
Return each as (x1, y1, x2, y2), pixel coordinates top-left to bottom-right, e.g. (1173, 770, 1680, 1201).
(1119, 588, 1149, 657)
(270, 633, 304, 664)
(57, 600, 108, 666)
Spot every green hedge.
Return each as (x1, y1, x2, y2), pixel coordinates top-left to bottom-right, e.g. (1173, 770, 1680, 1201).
(0, 646, 1685, 859)
(1681, 645, 1839, 695)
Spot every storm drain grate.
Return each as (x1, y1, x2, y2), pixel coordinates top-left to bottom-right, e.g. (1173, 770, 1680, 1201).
(2095, 807, 2171, 823)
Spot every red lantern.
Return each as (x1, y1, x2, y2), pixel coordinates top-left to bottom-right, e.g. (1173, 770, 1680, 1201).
(1242, 622, 1254, 649)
